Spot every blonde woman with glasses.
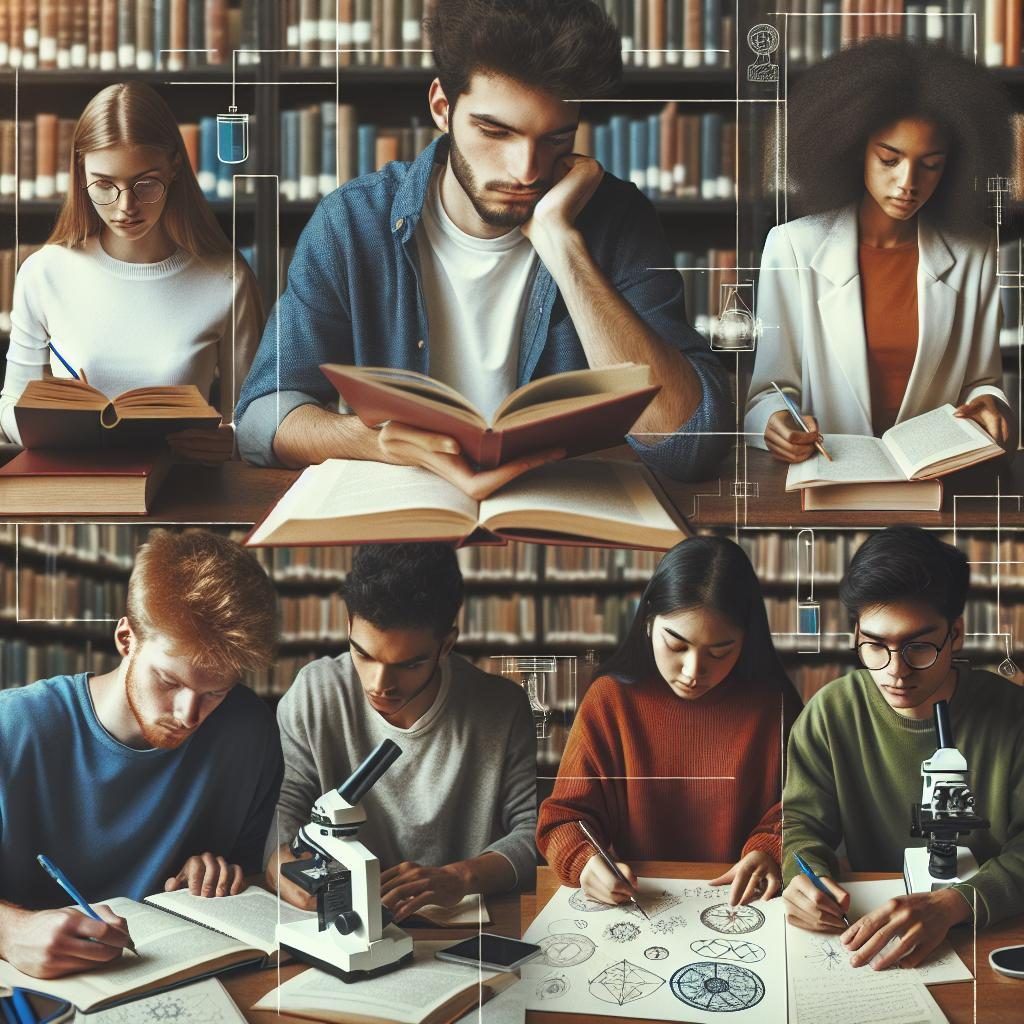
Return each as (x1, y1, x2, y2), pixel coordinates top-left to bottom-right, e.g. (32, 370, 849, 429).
(0, 81, 263, 454)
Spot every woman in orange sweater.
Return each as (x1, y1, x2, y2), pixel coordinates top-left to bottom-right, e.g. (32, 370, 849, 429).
(537, 536, 802, 907)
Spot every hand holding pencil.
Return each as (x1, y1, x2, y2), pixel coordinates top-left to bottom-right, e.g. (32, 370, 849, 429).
(765, 382, 833, 464)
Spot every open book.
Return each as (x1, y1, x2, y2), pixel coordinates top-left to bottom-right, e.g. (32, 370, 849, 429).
(0, 888, 309, 1013)
(246, 458, 688, 549)
(14, 379, 220, 449)
(785, 405, 1003, 511)
(321, 363, 660, 468)
(251, 941, 517, 1024)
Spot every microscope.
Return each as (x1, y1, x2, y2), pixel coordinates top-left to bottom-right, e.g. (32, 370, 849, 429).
(276, 739, 414, 981)
(904, 699, 989, 893)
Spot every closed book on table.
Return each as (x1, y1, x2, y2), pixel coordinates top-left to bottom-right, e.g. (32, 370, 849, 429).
(0, 447, 173, 515)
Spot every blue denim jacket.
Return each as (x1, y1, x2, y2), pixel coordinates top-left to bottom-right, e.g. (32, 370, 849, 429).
(235, 136, 731, 480)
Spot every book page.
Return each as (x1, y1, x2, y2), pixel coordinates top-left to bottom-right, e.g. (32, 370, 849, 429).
(252, 941, 499, 1024)
(145, 886, 314, 956)
(883, 405, 994, 478)
(790, 971, 946, 1024)
(411, 895, 492, 927)
(74, 977, 246, 1023)
(493, 364, 648, 421)
(786, 435, 904, 488)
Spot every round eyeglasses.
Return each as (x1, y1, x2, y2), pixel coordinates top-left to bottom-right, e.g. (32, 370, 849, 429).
(84, 178, 167, 206)
(856, 628, 951, 671)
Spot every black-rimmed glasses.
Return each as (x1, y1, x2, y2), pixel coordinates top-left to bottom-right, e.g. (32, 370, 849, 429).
(855, 628, 952, 671)
(83, 178, 167, 206)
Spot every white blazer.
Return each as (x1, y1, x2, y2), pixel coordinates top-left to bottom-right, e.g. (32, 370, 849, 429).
(744, 205, 1006, 446)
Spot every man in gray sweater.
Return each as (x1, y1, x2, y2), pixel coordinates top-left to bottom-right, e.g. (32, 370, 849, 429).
(265, 544, 537, 922)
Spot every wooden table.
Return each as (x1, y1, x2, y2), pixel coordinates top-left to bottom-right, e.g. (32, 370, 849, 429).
(223, 892, 521, 1023)
(660, 446, 1024, 529)
(519, 863, 1024, 1024)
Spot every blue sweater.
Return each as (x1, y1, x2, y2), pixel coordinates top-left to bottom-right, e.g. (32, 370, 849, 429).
(235, 136, 731, 481)
(0, 675, 283, 907)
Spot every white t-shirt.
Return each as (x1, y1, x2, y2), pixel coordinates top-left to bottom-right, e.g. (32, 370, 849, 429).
(415, 169, 539, 421)
(0, 236, 262, 444)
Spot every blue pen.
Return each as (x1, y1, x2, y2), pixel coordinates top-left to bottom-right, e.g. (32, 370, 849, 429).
(47, 343, 80, 381)
(9, 990, 35, 1024)
(793, 852, 850, 928)
(36, 855, 136, 953)
(770, 381, 832, 462)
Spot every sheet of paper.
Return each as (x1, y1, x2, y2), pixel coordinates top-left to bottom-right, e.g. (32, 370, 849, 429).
(252, 941, 499, 1024)
(786, 880, 971, 987)
(789, 971, 947, 1024)
(521, 879, 786, 1023)
(786, 435, 904, 488)
(73, 978, 245, 1023)
(145, 886, 313, 955)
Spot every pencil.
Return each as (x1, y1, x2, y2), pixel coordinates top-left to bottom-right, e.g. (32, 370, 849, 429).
(770, 381, 833, 462)
(576, 820, 650, 921)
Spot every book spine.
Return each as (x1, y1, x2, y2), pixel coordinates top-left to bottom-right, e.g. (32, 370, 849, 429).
(179, 121, 199, 173)
(628, 117, 646, 191)
(683, 0, 700, 67)
(609, 114, 629, 182)
(719, 118, 734, 199)
(298, 104, 319, 200)
(186, 0, 202, 65)
(353, 0, 369, 63)
(420, 0, 433, 65)
(134, 0, 151, 67)
(167, 0, 184, 68)
(39, 0, 56, 65)
(356, 122, 375, 178)
(645, 112, 659, 197)
(0, 120, 16, 196)
(400, 0, 419, 66)
(381, 0, 397, 66)
(702, 0, 719, 64)
(116, 0, 133, 66)
(198, 115, 217, 197)
(18, 119, 36, 200)
(55, 116, 72, 193)
(22, 0, 38, 67)
(55, 0, 72, 65)
(298, 0, 315, 66)
(206, 0, 226, 63)
(593, 122, 611, 171)
(336, 0, 352, 66)
(665, 0, 680, 64)
(0, 0, 9, 67)
(69, 0, 85, 63)
(34, 112, 56, 197)
(9, 0, 22, 66)
(319, 100, 335, 194)
(658, 102, 675, 196)
(619, 0, 633, 65)
(925, 2, 943, 44)
(646, 0, 663, 67)
(700, 112, 719, 200)
(336, 103, 355, 183)
(1006, 0, 1021, 66)
(631, 0, 644, 65)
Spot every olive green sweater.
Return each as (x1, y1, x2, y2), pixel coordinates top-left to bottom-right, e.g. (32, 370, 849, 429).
(782, 668, 1024, 927)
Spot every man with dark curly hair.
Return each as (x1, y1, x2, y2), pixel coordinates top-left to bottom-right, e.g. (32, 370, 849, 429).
(265, 543, 537, 923)
(236, 0, 730, 489)
(746, 38, 1014, 463)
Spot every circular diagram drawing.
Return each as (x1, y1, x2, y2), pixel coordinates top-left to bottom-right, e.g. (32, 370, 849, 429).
(589, 959, 665, 1006)
(690, 938, 766, 963)
(549, 918, 587, 934)
(568, 889, 614, 912)
(670, 962, 766, 1013)
(603, 921, 642, 944)
(699, 903, 765, 935)
(535, 972, 570, 1000)
(539, 933, 596, 968)
(644, 946, 669, 960)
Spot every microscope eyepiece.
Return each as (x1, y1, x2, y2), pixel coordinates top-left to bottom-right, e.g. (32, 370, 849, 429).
(338, 738, 402, 805)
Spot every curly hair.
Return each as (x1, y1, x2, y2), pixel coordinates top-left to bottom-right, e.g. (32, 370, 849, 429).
(426, 0, 622, 106)
(343, 544, 464, 637)
(785, 38, 1013, 229)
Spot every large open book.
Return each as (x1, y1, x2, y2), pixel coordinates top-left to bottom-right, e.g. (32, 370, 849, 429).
(14, 379, 220, 449)
(321, 363, 660, 468)
(0, 888, 310, 1013)
(785, 405, 1003, 511)
(251, 941, 517, 1024)
(246, 458, 688, 549)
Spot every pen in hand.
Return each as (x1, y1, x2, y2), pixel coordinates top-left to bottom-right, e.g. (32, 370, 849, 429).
(770, 381, 833, 462)
(576, 820, 650, 921)
(793, 852, 850, 929)
(36, 854, 138, 955)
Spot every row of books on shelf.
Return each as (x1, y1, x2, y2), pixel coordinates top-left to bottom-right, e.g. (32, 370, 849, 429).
(0, 0, 259, 71)
(0, 638, 116, 685)
(1, 565, 125, 622)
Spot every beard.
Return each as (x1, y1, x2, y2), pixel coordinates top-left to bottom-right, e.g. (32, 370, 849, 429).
(124, 653, 195, 750)
(447, 127, 548, 230)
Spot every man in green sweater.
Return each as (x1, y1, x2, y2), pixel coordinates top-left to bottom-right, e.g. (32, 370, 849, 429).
(782, 525, 1024, 970)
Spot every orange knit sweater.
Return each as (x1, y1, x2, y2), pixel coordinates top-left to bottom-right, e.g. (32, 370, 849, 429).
(537, 671, 802, 886)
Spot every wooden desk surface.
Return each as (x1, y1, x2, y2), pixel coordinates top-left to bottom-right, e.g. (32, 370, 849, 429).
(660, 447, 1024, 529)
(223, 891, 521, 1023)
(519, 863, 1024, 1024)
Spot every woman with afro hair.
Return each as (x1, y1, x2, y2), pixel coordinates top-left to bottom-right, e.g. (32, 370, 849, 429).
(745, 38, 1014, 462)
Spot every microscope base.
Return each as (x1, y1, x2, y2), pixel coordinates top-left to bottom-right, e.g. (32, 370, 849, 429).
(903, 846, 979, 894)
(277, 920, 414, 982)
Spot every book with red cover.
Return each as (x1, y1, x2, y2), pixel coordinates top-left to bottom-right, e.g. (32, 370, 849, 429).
(321, 363, 660, 469)
(0, 447, 172, 514)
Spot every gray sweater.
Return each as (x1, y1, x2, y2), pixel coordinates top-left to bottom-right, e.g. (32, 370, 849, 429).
(264, 652, 538, 890)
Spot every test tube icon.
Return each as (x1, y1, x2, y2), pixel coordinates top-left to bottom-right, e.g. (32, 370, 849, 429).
(217, 107, 249, 164)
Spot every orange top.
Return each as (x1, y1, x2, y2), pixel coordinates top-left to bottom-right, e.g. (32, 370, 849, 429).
(536, 671, 802, 886)
(859, 240, 919, 433)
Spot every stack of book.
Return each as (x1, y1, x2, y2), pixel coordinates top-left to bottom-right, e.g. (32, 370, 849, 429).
(0, 0, 260, 71)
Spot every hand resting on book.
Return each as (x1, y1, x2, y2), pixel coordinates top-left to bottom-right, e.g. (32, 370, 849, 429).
(954, 395, 1012, 447)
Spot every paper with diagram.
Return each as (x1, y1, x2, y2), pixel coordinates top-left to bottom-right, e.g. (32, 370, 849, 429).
(522, 878, 785, 1022)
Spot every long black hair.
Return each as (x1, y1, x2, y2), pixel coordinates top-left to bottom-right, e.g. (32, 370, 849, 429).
(785, 37, 1013, 231)
(598, 535, 791, 691)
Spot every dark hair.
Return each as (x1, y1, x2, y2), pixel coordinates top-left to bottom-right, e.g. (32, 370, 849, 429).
(427, 0, 623, 106)
(342, 544, 464, 637)
(598, 535, 791, 691)
(785, 38, 1013, 230)
(839, 526, 970, 623)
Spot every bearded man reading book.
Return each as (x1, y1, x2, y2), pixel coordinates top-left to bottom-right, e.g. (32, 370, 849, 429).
(234, 0, 730, 494)
(0, 530, 283, 980)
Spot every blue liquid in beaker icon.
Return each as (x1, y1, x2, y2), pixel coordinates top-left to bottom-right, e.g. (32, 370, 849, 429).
(217, 109, 249, 164)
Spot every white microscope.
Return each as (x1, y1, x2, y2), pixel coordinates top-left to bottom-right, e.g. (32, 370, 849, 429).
(276, 738, 414, 981)
(904, 699, 989, 893)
